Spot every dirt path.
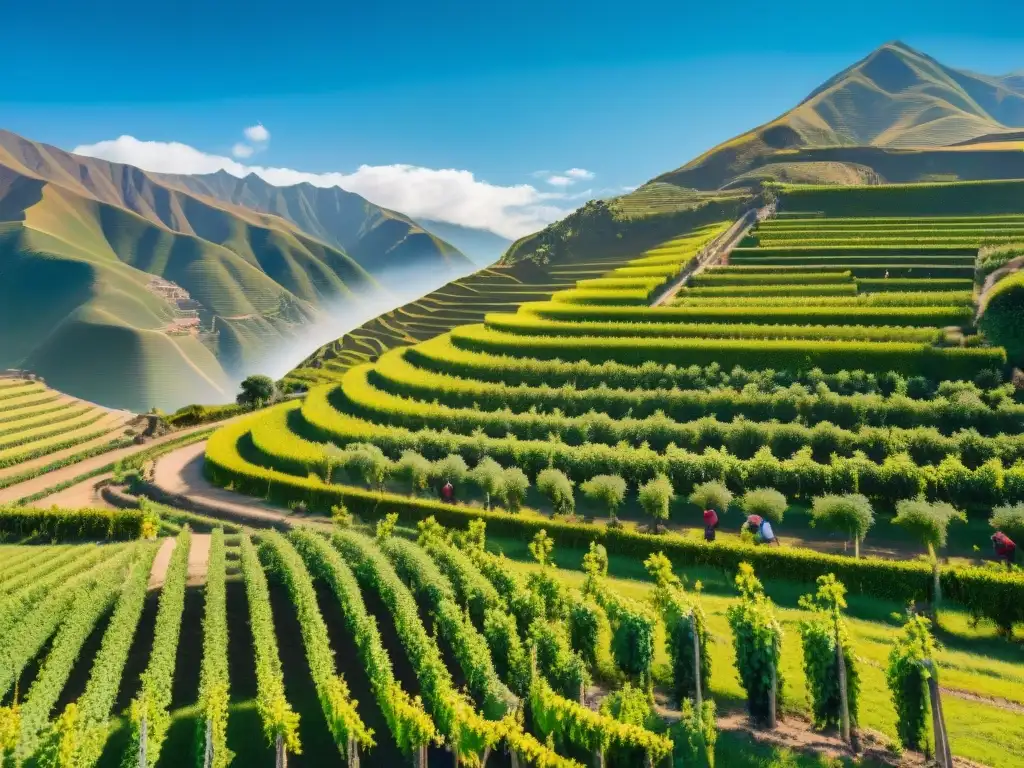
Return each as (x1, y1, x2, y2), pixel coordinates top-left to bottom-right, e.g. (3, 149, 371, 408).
(30, 473, 115, 509)
(187, 533, 211, 586)
(148, 537, 177, 590)
(0, 419, 234, 505)
(152, 441, 326, 530)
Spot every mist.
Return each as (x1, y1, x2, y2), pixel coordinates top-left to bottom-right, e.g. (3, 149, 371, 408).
(248, 259, 479, 384)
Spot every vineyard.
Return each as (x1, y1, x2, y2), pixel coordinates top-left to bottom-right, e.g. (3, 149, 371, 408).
(4, 183, 1024, 767)
(0, 505, 1022, 767)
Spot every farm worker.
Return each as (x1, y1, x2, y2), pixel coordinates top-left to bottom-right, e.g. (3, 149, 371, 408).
(441, 480, 455, 504)
(747, 515, 779, 546)
(703, 508, 719, 542)
(992, 531, 1016, 567)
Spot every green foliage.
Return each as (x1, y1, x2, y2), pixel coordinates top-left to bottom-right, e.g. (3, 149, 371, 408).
(797, 575, 860, 731)
(580, 474, 628, 518)
(885, 615, 936, 751)
(394, 450, 432, 494)
(726, 564, 784, 724)
(236, 375, 279, 408)
(469, 457, 505, 510)
(671, 699, 717, 768)
(981, 270, 1024, 363)
(892, 499, 967, 553)
(345, 442, 392, 491)
(431, 453, 469, 488)
(195, 530, 233, 768)
(238, 535, 301, 755)
(529, 530, 555, 568)
(500, 466, 530, 513)
(528, 620, 590, 700)
(0, 506, 144, 541)
(376, 512, 398, 542)
(689, 481, 733, 514)
(990, 502, 1024, 541)
(537, 468, 575, 516)
(810, 494, 875, 555)
(126, 529, 191, 767)
(259, 532, 373, 755)
(290, 530, 436, 753)
(483, 608, 531, 697)
(638, 474, 675, 524)
(739, 488, 788, 523)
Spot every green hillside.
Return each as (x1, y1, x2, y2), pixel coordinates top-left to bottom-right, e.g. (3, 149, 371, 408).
(0, 131, 473, 413)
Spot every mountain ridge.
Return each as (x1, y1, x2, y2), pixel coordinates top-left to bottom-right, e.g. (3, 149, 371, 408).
(0, 130, 473, 412)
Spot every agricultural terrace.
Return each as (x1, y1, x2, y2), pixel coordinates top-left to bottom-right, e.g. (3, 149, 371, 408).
(0, 377, 132, 480)
(287, 248, 659, 389)
(1, 505, 1023, 767)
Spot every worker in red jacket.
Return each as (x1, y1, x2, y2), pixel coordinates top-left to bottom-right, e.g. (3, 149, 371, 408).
(992, 531, 1016, 568)
(441, 480, 455, 504)
(703, 509, 719, 542)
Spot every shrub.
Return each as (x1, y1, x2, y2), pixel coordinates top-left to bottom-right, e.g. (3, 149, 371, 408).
(581, 474, 628, 519)
(431, 454, 468, 489)
(394, 450, 432, 495)
(469, 457, 505, 510)
(345, 443, 392, 492)
(990, 503, 1024, 543)
(797, 575, 859, 732)
(738, 488, 787, 523)
(688, 481, 732, 514)
(981, 271, 1024, 364)
(892, 499, 966, 556)
(500, 467, 530, 513)
(885, 615, 935, 752)
(0, 507, 144, 541)
(810, 494, 874, 558)
(726, 564, 783, 724)
(638, 474, 675, 525)
(537, 468, 575, 516)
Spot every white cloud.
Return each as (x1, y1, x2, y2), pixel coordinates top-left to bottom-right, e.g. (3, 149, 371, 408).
(72, 135, 577, 239)
(244, 123, 270, 143)
(231, 142, 255, 159)
(565, 168, 594, 180)
(546, 175, 573, 187)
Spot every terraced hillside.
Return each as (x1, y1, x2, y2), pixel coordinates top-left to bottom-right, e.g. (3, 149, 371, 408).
(208, 201, 1024, 553)
(287, 225, 731, 386)
(0, 377, 131, 478)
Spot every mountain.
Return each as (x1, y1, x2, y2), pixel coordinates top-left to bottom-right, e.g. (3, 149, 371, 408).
(414, 219, 512, 266)
(154, 170, 471, 278)
(506, 42, 1024, 264)
(656, 41, 1024, 191)
(0, 130, 471, 412)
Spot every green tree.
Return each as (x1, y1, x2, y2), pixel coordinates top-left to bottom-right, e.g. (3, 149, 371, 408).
(537, 468, 575, 516)
(580, 474, 627, 520)
(346, 443, 392, 494)
(236, 375, 278, 408)
(990, 502, 1024, 543)
(431, 454, 468, 490)
(688, 481, 732, 514)
(893, 499, 966, 559)
(469, 457, 505, 510)
(726, 564, 783, 725)
(885, 615, 936, 752)
(394, 450, 432, 495)
(529, 530, 555, 568)
(739, 488, 787, 524)
(500, 467, 530, 513)
(810, 494, 875, 558)
(639, 474, 675, 528)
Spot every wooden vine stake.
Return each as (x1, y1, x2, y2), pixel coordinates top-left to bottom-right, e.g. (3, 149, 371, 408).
(768, 652, 778, 729)
(275, 732, 287, 768)
(203, 718, 213, 768)
(137, 715, 147, 768)
(347, 736, 360, 767)
(923, 660, 952, 768)
(835, 619, 851, 746)
(690, 614, 703, 712)
(414, 744, 428, 768)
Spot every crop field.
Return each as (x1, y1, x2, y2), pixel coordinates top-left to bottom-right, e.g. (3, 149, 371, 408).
(2, 505, 1023, 768)
(0, 378, 131, 474)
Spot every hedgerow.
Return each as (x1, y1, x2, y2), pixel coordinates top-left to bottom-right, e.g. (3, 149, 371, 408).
(205, 417, 1024, 629)
(673, 291, 975, 307)
(196, 529, 232, 768)
(449, 327, 1000, 379)
(0, 506, 144, 541)
(690, 271, 854, 285)
(484, 313, 941, 343)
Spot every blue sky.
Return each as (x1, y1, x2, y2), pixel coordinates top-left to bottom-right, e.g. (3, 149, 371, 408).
(2, 0, 1022, 237)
